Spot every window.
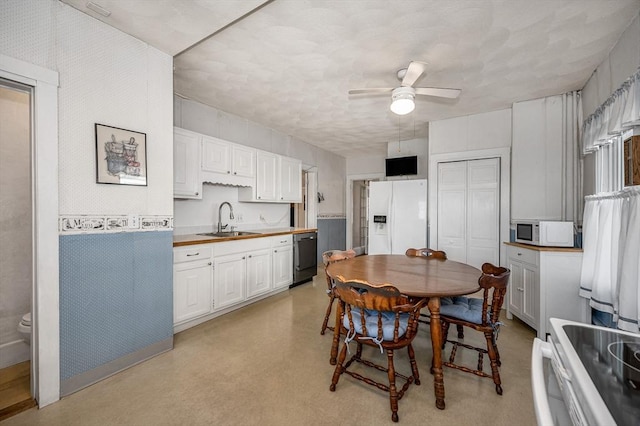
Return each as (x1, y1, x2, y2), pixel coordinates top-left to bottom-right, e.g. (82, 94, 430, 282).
(595, 130, 640, 193)
(623, 135, 640, 186)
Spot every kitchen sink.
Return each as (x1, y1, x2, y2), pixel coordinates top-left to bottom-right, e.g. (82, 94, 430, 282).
(197, 231, 260, 237)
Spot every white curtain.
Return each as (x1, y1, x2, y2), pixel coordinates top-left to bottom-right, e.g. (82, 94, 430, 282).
(579, 187, 640, 332)
(582, 68, 640, 154)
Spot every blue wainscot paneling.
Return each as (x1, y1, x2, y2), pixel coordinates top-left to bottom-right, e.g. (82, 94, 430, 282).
(317, 217, 347, 264)
(59, 230, 173, 396)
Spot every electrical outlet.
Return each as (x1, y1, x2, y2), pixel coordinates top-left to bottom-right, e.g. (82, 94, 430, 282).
(128, 214, 139, 228)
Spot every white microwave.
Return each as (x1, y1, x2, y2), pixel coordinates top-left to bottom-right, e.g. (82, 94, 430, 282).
(514, 221, 574, 247)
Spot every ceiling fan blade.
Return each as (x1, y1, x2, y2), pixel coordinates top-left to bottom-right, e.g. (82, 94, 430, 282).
(348, 88, 394, 95)
(401, 61, 427, 87)
(414, 87, 461, 99)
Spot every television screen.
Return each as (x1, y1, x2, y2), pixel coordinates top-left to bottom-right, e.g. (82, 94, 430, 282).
(385, 156, 417, 176)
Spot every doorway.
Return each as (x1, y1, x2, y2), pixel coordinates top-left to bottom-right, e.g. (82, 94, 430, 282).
(351, 180, 370, 255)
(291, 168, 317, 229)
(1, 53, 60, 408)
(345, 174, 384, 255)
(0, 78, 36, 417)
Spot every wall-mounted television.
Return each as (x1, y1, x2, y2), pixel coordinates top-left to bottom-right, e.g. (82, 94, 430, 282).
(385, 156, 418, 177)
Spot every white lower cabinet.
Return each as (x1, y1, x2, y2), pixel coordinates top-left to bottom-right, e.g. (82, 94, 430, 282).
(272, 235, 293, 289)
(507, 248, 539, 329)
(173, 234, 295, 332)
(246, 248, 272, 299)
(506, 244, 588, 338)
(213, 252, 247, 309)
(173, 246, 213, 324)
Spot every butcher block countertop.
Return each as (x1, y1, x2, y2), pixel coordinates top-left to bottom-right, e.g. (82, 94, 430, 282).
(504, 242, 583, 252)
(173, 227, 317, 247)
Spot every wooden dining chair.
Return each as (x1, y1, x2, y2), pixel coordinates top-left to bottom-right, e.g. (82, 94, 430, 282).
(330, 277, 426, 422)
(404, 247, 447, 260)
(439, 263, 511, 395)
(320, 249, 356, 335)
(405, 248, 447, 325)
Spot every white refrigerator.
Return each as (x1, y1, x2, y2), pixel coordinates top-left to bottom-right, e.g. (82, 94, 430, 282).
(367, 179, 428, 255)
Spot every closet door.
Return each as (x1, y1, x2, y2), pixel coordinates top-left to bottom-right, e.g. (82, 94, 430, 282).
(437, 161, 467, 263)
(466, 158, 500, 269)
(437, 158, 500, 269)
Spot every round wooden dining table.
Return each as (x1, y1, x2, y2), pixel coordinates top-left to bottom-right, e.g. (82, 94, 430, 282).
(326, 254, 481, 410)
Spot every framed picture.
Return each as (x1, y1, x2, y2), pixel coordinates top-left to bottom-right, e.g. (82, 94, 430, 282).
(95, 123, 147, 186)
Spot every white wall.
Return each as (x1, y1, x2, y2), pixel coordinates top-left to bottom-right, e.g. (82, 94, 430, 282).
(0, 1, 174, 217)
(174, 97, 347, 222)
(429, 109, 512, 154)
(345, 137, 428, 178)
(173, 185, 290, 234)
(582, 14, 640, 118)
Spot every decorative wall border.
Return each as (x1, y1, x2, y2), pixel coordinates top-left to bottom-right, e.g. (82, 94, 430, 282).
(59, 215, 173, 234)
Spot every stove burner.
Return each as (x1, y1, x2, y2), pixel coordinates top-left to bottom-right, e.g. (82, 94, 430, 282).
(607, 342, 640, 373)
(608, 341, 640, 391)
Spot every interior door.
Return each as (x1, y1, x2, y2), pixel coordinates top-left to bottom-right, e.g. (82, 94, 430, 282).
(437, 158, 500, 269)
(466, 158, 500, 269)
(437, 161, 467, 263)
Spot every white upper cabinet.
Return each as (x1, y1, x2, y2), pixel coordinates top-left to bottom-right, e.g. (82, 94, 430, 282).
(202, 135, 255, 178)
(238, 151, 301, 203)
(279, 156, 302, 202)
(201, 135, 255, 185)
(255, 151, 278, 201)
(173, 126, 300, 203)
(512, 96, 564, 220)
(232, 145, 255, 178)
(173, 127, 202, 199)
(201, 136, 230, 174)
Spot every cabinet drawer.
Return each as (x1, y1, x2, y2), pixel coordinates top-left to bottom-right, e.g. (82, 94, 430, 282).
(272, 234, 292, 247)
(174, 246, 212, 263)
(215, 237, 271, 256)
(507, 245, 538, 266)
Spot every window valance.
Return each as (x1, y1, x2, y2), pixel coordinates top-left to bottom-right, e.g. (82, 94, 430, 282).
(582, 68, 640, 154)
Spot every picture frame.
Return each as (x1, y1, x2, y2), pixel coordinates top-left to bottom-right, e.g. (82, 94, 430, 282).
(95, 123, 147, 186)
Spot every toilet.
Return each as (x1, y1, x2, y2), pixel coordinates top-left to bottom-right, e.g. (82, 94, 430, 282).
(17, 313, 31, 344)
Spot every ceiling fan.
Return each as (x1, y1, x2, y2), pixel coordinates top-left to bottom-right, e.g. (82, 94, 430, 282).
(348, 61, 461, 115)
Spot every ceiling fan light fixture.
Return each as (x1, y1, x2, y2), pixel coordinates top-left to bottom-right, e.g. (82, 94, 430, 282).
(390, 87, 415, 115)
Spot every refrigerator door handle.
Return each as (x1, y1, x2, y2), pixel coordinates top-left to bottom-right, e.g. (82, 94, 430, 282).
(388, 188, 393, 253)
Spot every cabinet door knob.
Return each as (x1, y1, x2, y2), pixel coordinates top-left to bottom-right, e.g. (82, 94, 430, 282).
(517, 287, 524, 292)
(227, 170, 230, 174)
(208, 262, 212, 266)
(248, 255, 252, 258)
(242, 256, 246, 259)
(195, 192, 199, 196)
(186, 252, 200, 257)
(517, 253, 522, 256)
(274, 249, 278, 253)
(233, 172, 237, 175)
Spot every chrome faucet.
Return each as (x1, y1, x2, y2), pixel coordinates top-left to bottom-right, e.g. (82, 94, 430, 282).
(217, 201, 234, 233)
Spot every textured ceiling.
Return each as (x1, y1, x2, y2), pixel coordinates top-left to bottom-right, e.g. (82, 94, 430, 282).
(62, 0, 640, 158)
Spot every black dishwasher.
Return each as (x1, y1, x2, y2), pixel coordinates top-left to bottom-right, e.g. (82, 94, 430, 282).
(292, 231, 317, 287)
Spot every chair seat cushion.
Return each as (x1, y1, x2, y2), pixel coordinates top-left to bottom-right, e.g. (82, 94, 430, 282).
(440, 296, 486, 324)
(344, 309, 409, 341)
